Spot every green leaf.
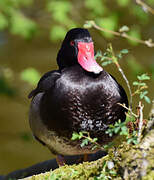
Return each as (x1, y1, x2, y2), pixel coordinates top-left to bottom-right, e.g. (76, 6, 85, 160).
(144, 96, 151, 104)
(133, 139, 139, 145)
(79, 132, 84, 139)
(95, 51, 102, 59)
(137, 74, 150, 81)
(114, 127, 120, 134)
(92, 145, 98, 150)
(109, 170, 117, 176)
(133, 81, 146, 86)
(101, 61, 112, 66)
(120, 126, 128, 136)
(92, 138, 98, 142)
(101, 56, 109, 61)
(133, 81, 139, 86)
(20, 68, 41, 86)
(80, 139, 89, 147)
(140, 91, 148, 99)
(119, 25, 129, 32)
(117, 53, 122, 59)
(138, 82, 146, 86)
(71, 132, 80, 140)
(120, 49, 129, 54)
(127, 138, 133, 144)
(105, 128, 113, 137)
(83, 21, 92, 29)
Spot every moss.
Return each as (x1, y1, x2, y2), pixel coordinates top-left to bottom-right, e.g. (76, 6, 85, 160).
(25, 172, 50, 180)
(24, 156, 111, 180)
(142, 171, 154, 180)
(22, 130, 154, 180)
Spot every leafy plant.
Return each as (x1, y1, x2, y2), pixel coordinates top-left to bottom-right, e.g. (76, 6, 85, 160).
(0, 0, 153, 44)
(105, 118, 139, 145)
(105, 120, 128, 137)
(71, 131, 99, 150)
(94, 160, 117, 179)
(132, 73, 151, 103)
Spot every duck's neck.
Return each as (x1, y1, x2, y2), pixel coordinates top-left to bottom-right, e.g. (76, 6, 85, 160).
(57, 49, 78, 71)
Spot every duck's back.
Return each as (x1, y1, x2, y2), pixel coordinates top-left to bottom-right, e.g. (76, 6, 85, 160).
(39, 66, 128, 142)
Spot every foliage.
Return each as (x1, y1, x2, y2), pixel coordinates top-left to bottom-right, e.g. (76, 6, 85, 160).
(105, 119, 139, 145)
(95, 46, 129, 67)
(133, 74, 151, 103)
(0, 0, 154, 43)
(0, 0, 37, 39)
(93, 161, 116, 180)
(71, 131, 99, 150)
(20, 68, 41, 86)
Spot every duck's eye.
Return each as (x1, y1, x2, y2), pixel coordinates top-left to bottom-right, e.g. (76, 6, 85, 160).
(70, 40, 75, 46)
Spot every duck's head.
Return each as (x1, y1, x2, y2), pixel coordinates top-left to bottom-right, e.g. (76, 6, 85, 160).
(57, 28, 103, 74)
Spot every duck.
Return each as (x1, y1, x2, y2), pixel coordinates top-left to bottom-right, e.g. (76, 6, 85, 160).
(28, 28, 128, 166)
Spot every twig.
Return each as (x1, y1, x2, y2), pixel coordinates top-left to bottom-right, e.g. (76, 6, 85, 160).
(86, 21, 154, 48)
(108, 44, 133, 110)
(146, 99, 154, 132)
(136, 0, 154, 15)
(132, 85, 148, 96)
(116, 65, 132, 109)
(82, 132, 104, 151)
(117, 103, 138, 118)
(137, 101, 144, 142)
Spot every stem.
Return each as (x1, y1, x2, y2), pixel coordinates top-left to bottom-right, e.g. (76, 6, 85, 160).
(137, 101, 144, 142)
(108, 44, 132, 111)
(132, 85, 148, 96)
(82, 134, 104, 151)
(116, 65, 132, 110)
(118, 103, 138, 118)
(136, 0, 154, 15)
(86, 21, 154, 48)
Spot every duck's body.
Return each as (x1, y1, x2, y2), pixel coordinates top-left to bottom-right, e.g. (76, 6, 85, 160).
(29, 28, 128, 163)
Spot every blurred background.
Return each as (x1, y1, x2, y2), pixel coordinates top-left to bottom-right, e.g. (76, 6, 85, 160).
(0, 0, 154, 175)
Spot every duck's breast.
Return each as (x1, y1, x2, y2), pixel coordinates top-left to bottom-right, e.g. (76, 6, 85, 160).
(40, 67, 128, 139)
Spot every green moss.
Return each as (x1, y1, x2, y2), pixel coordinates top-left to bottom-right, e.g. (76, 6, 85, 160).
(142, 171, 154, 180)
(23, 130, 154, 180)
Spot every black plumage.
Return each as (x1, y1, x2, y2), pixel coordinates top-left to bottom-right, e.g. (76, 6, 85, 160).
(29, 28, 128, 161)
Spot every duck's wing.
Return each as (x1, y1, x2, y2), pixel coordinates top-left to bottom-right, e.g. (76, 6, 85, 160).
(28, 70, 61, 99)
(109, 73, 128, 107)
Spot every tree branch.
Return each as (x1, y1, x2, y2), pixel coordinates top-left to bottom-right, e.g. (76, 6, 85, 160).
(85, 21, 154, 48)
(136, 0, 154, 15)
